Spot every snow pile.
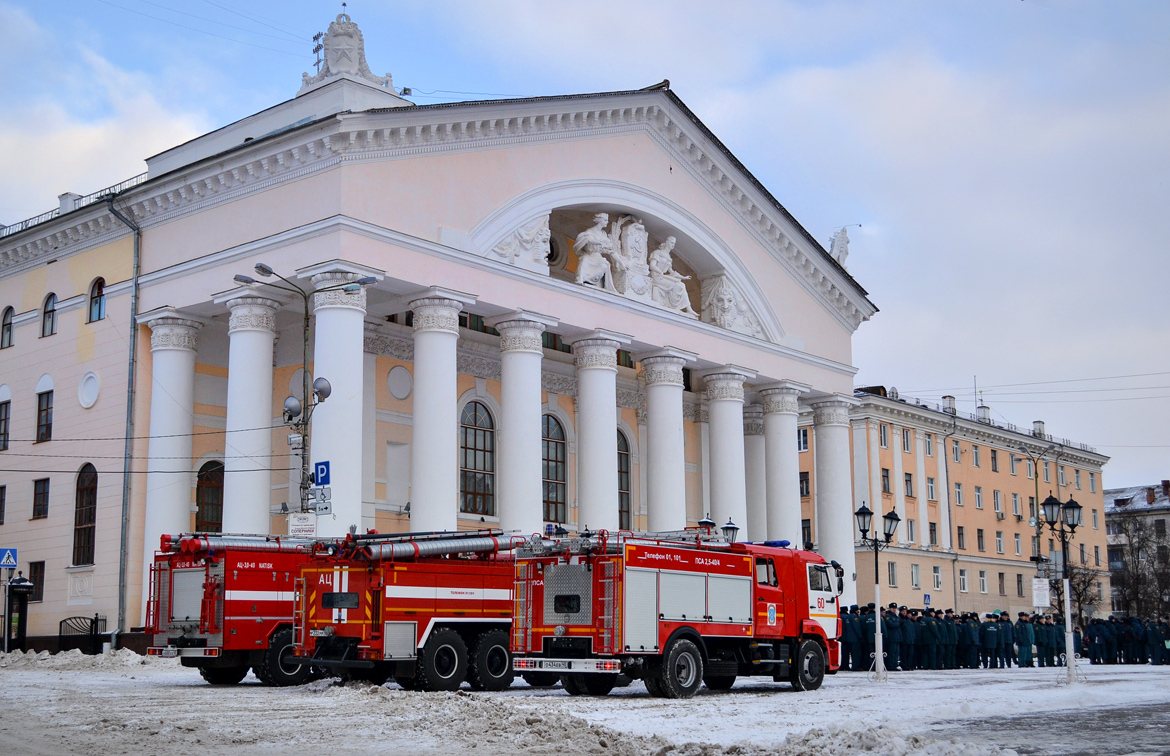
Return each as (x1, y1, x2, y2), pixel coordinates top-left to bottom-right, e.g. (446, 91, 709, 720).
(778, 726, 1015, 756)
(0, 648, 175, 670)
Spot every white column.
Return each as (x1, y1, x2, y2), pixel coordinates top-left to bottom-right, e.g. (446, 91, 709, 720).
(743, 404, 766, 542)
(408, 292, 468, 533)
(641, 350, 691, 532)
(915, 430, 930, 549)
(761, 385, 803, 544)
(489, 312, 557, 537)
(219, 292, 281, 536)
(570, 331, 629, 532)
(812, 397, 857, 607)
(362, 323, 379, 532)
(867, 419, 882, 518)
(936, 435, 953, 549)
(891, 423, 906, 540)
(140, 310, 202, 620)
(306, 270, 369, 537)
(705, 370, 752, 534)
(851, 419, 869, 513)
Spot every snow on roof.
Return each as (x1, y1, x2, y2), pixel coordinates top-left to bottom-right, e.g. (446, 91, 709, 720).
(1103, 483, 1170, 514)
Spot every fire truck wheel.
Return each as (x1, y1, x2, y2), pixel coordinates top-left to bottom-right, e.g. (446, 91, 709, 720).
(395, 674, 418, 690)
(415, 629, 468, 691)
(660, 639, 704, 699)
(255, 628, 311, 687)
(790, 639, 826, 691)
(561, 673, 617, 696)
(521, 672, 560, 688)
(703, 674, 736, 691)
(642, 674, 664, 697)
(469, 630, 515, 691)
(198, 665, 249, 685)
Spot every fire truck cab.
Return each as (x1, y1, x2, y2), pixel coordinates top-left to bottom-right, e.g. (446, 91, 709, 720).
(292, 530, 523, 691)
(146, 534, 315, 686)
(511, 530, 843, 698)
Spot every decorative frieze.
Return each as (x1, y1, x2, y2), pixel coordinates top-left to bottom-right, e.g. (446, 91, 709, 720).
(743, 405, 765, 436)
(457, 352, 502, 381)
(149, 317, 202, 352)
(700, 275, 764, 339)
(541, 372, 577, 396)
(491, 214, 551, 274)
(364, 329, 414, 361)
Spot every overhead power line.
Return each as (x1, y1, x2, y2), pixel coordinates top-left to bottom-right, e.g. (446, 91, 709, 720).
(900, 370, 1170, 393)
(0, 423, 285, 445)
(0, 467, 295, 475)
(94, 0, 310, 58)
(121, 0, 308, 44)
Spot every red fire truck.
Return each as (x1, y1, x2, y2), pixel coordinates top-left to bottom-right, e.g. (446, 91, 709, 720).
(291, 530, 524, 691)
(146, 533, 315, 686)
(511, 531, 844, 698)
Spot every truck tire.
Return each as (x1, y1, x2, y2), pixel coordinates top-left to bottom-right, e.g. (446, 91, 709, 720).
(521, 672, 560, 688)
(415, 629, 468, 691)
(253, 627, 311, 687)
(395, 674, 418, 690)
(703, 674, 736, 691)
(659, 639, 704, 699)
(790, 639, 826, 691)
(561, 673, 617, 696)
(199, 665, 249, 685)
(643, 674, 664, 697)
(468, 629, 514, 691)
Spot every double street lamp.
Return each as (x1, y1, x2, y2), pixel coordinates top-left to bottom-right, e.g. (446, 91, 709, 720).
(1039, 493, 1082, 685)
(232, 264, 377, 513)
(854, 503, 900, 682)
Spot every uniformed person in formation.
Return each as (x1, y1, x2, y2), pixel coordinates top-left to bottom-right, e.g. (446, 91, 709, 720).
(999, 613, 1015, 668)
(1015, 613, 1035, 667)
(884, 602, 902, 671)
(980, 613, 1000, 668)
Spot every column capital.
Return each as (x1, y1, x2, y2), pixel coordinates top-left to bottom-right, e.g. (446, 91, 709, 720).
(638, 347, 696, 388)
(486, 310, 558, 355)
(759, 380, 809, 415)
(140, 307, 204, 352)
(296, 261, 383, 314)
(702, 368, 753, 403)
(743, 404, 765, 435)
(215, 288, 286, 335)
(568, 329, 631, 371)
(811, 395, 857, 427)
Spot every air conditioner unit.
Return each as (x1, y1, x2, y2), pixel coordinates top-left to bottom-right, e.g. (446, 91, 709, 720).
(1014, 513, 1023, 521)
(995, 512, 1005, 520)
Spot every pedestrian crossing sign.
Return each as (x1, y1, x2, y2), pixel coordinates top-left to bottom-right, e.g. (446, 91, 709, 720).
(0, 548, 16, 568)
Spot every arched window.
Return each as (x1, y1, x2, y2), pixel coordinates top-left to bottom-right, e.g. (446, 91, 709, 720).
(41, 294, 57, 337)
(88, 278, 106, 323)
(0, 307, 12, 349)
(73, 463, 98, 566)
(459, 401, 495, 515)
(542, 415, 567, 523)
(617, 431, 631, 530)
(196, 461, 224, 533)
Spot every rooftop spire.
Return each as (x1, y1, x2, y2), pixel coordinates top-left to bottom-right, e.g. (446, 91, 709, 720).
(299, 13, 393, 96)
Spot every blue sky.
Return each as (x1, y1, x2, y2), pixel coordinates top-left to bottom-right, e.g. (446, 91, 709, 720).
(2, 1, 1168, 486)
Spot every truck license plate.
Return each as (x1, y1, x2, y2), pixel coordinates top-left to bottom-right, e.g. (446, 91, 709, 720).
(309, 629, 331, 637)
(542, 660, 569, 670)
(162, 647, 178, 658)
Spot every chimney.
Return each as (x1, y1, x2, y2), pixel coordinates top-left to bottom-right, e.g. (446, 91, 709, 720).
(1162, 480, 1169, 498)
(58, 192, 81, 214)
(942, 395, 956, 415)
(1148, 488, 1157, 505)
(976, 405, 991, 423)
(1032, 420, 1046, 438)
(889, 386, 899, 400)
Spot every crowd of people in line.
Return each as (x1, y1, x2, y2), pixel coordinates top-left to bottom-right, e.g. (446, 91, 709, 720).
(839, 603, 1170, 671)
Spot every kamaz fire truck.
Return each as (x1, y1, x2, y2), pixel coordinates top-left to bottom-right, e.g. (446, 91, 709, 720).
(511, 530, 844, 698)
(146, 533, 315, 686)
(291, 530, 524, 691)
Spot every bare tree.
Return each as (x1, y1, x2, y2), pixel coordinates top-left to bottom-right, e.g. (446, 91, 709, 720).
(1048, 562, 1106, 625)
(1109, 517, 1170, 617)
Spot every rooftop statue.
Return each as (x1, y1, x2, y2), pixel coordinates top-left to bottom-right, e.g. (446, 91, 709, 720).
(300, 14, 394, 94)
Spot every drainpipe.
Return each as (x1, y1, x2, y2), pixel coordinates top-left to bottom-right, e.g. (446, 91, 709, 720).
(941, 413, 960, 610)
(106, 196, 141, 646)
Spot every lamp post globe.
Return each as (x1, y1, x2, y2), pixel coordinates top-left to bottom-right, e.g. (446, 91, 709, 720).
(854, 504, 873, 537)
(722, 518, 739, 543)
(1063, 497, 1082, 529)
(1041, 494, 1063, 526)
(881, 509, 901, 541)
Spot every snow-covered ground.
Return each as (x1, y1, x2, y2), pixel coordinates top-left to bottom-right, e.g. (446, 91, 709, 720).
(1, 650, 1168, 756)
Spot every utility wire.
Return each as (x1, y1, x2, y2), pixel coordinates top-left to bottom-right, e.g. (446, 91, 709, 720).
(198, 0, 308, 40)
(0, 452, 293, 460)
(93, 0, 310, 58)
(0, 423, 286, 445)
(118, 0, 308, 45)
(945, 385, 1170, 397)
(900, 370, 1170, 393)
(0, 467, 295, 475)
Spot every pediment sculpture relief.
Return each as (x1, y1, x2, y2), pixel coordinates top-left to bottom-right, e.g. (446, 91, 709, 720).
(491, 214, 551, 274)
(700, 274, 764, 339)
(300, 14, 394, 93)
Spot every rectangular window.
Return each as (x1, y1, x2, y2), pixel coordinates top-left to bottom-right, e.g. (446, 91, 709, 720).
(1010, 455, 1018, 475)
(1059, 466, 1066, 486)
(998, 572, 1006, 596)
(1094, 545, 1100, 566)
(972, 444, 981, 467)
(32, 478, 49, 519)
(1027, 460, 1034, 479)
(933, 565, 942, 590)
(1044, 462, 1050, 483)
(1032, 535, 1040, 557)
(959, 568, 969, 592)
(977, 528, 986, 552)
(993, 490, 1002, 513)
(888, 560, 897, 587)
(1092, 508, 1099, 529)
(36, 390, 53, 443)
(29, 561, 45, 602)
(925, 433, 933, 455)
(1015, 533, 1021, 556)
(979, 570, 988, 594)
(801, 519, 812, 547)
(1075, 469, 1081, 489)
(954, 482, 963, 506)
(952, 439, 961, 463)
(1090, 472, 1096, 493)
(975, 486, 983, 509)
(927, 477, 936, 500)
(1029, 496, 1037, 520)
(904, 472, 914, 498)
(1012, 493, 1020, 516)
(1079, 543, 1087, 564)
(0, 485, 5, 525)
(907, 518, 916, 543)
(1017, 573, 1025, 597)
(957, 526, 966, 550)
(929, 521, 938, 546)
(880, 424, 889, 448)
(996, 530, 1004, 553)
(1049, 538, 1055, 556)
(902, 428, 912, 452)
(799, 471, 810, 497)
(881, 468, 891, 494)
(0, 400, 9, 450)
(911, 563, 920, 589)
(991, 449, 999, 472)
(797, 427, 809, 452)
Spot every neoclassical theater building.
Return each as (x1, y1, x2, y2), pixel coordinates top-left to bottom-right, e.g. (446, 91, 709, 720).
(0, 15, 878, 636)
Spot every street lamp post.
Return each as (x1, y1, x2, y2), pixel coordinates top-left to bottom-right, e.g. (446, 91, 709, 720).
(1039, 493, 1082, 685)
(854, 503, 900, 682)
(232, 265, 376, 513)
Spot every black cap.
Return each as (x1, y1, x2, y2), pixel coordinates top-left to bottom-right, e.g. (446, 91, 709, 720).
(867, 602, 876, 608)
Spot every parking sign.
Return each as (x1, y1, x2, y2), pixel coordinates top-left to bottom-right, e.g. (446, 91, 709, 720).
(314, 461, 331, 486)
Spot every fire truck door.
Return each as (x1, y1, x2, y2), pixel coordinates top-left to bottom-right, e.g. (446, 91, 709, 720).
(807, 564, 838, 637)
(623, 568, 658, 652)
(753, 557, 785, 635)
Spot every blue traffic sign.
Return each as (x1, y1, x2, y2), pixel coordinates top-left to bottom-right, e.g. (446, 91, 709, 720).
(314, 461, 331, 486)
(0, 548, 16, 568)
(923, 593, 931, 607)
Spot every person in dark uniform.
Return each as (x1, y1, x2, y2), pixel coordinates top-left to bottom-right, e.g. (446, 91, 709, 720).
(943, 610, 958, 669)
(902, 608, 918, 671)
(925, 609, 943, 669)
(1053, 616, 1066, 666)
(842, 605, 860, 671)
(1148, 617, 1165, 665)
(884, 603, 902, 671)
(1035, 614, 1050, 667)
(967, 614, 982, 669)
(999, 613, 1015, 668)
(862, 604, 877, 671)
(980, 613, 1000, 668)
(1015, 612, 1034, 667)
(1105, 616, 1119, 664)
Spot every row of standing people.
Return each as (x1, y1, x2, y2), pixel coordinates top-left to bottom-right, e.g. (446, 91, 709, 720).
(1083, 616, 1170, 665)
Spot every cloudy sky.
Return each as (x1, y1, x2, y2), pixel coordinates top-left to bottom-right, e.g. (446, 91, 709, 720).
(2, 1, 1167, 486)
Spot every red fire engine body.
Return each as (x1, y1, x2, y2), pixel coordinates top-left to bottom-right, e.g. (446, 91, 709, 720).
(146, 534, 315, 686)
(511, 531, 844, 697)
(291, 530, 523, 691)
